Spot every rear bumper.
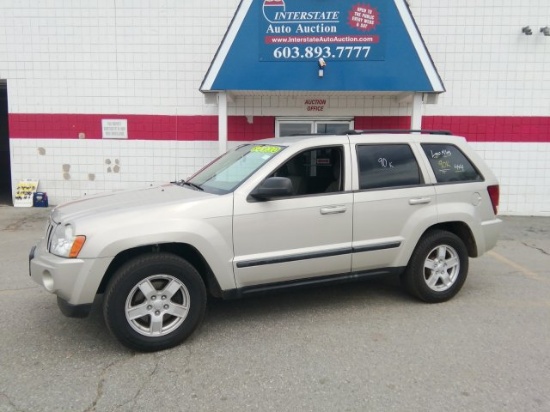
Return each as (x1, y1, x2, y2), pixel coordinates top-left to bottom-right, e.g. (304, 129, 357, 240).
(480, 217, 503, 254)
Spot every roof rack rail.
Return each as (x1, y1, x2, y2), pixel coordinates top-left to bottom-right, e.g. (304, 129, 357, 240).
(340, 129, 453, 135)
(286, 132, 332, 137)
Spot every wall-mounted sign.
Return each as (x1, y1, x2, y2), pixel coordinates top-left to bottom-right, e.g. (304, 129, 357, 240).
(102, 119, 128, 139)
(304, 98, 327, 112)
(260, 1, 385, 62)
(201, 0, 445, 93)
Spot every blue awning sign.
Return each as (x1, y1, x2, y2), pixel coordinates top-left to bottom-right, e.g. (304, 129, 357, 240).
(201, 0, 444, 93)
(260, 1, 385, 62)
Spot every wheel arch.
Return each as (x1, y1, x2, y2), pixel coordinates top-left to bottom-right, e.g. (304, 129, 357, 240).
(420, 221, 478, 258)
(97, 243, 224, 298)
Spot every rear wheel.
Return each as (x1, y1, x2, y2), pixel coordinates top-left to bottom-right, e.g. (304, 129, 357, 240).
(103, 253, 206, 352)
(403, 230, 469, 303)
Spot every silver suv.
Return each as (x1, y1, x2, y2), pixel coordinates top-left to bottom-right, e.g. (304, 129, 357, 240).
(29, 131, 502, 351)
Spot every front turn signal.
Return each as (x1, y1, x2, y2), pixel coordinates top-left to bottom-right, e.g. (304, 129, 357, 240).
(69, 236, 86, 258)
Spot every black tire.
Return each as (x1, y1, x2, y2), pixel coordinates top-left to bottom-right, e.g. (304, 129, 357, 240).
(103, 253, 207, 352)
(402, 230, 469, 303)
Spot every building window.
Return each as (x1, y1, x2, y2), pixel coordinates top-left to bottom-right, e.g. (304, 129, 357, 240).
(276, 119, 353, 137)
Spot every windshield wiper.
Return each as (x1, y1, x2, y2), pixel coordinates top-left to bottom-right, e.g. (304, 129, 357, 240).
(182, 181, 204, 191)
(170, 180, 204, 191)
(171, 179, 185, 186)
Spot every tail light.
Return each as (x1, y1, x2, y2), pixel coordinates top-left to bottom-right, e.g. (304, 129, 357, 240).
(487, 185, 500, 215)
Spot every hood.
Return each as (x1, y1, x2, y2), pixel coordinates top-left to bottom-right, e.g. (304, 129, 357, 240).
(51, 184, 214, 224)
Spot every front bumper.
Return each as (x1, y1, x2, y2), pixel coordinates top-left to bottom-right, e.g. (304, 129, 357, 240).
(29, 238, 111, 316)
(57, 296, 92, 318)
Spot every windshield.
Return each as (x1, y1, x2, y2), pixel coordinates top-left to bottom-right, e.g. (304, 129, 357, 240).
(186, 144, 285, 194)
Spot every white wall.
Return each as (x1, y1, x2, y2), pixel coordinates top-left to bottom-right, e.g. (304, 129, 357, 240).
(1, 0, 550, 214)
(413, 0, 550, 116)
(0, 0, 238, 115)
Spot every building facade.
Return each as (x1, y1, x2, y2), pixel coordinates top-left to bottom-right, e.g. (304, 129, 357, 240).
(0, 0, 549, 215)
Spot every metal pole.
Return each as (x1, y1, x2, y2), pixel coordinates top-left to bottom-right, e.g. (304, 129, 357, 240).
(218, 92, 228, 155)
(410, 93, 423, 131)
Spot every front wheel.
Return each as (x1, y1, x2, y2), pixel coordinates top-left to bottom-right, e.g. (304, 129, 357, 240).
(402, 230, 469, 303)
(103, 253, 207, 352)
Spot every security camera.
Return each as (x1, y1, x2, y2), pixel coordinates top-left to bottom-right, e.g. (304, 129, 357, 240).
(318, 58, 326, 68)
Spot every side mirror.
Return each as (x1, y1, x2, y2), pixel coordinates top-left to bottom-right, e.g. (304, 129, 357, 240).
(250, 177, 293, 200)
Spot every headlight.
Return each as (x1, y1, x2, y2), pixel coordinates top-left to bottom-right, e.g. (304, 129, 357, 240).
(50, 223, 86, 258)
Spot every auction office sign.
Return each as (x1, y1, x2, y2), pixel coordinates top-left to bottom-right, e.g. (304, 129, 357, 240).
(260, 0, 386, 62)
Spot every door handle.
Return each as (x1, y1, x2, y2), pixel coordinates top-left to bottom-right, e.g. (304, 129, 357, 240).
(320, 206, 347, 215)
(409, 197, 432, 205)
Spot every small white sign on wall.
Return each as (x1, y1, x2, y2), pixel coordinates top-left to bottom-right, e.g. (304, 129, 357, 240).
(102, 119, 128, 139)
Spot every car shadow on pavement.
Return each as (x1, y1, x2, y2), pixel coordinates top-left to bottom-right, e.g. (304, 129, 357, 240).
(28, 292, 132, 354)
(201, 274, 410, 330)
(30, 274, 411, 353)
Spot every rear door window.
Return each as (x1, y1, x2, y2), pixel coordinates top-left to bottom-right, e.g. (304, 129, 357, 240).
(421, 144, 482, 183)
(356, 144, 422, 190)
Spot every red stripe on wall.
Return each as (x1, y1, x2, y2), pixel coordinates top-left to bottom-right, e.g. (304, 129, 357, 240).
(8, 114, 219, 141)
(422, 116, 550, 142)
(356, 116, 550, 142)
(8, 113, 550, 143)
(8, 114, 275, 142)
(355, 116, 412, 130)
(228, 116, 275, 141)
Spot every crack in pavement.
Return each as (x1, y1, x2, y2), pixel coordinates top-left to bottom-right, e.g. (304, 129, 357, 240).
(0, 391, 25, 412)
(82, 351, 168, 412)
(521, 241, 550, 256)
(83, 356, 134, 412)
(132, 356, 161, 401)
(115, 355, 162, 411)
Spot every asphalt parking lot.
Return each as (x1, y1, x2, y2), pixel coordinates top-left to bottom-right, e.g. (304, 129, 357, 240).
(0, 206, 549, 412)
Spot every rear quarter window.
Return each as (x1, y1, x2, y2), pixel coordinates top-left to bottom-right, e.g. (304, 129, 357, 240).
(356, 144, 422, 190)
(421, 144, 483, 183)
